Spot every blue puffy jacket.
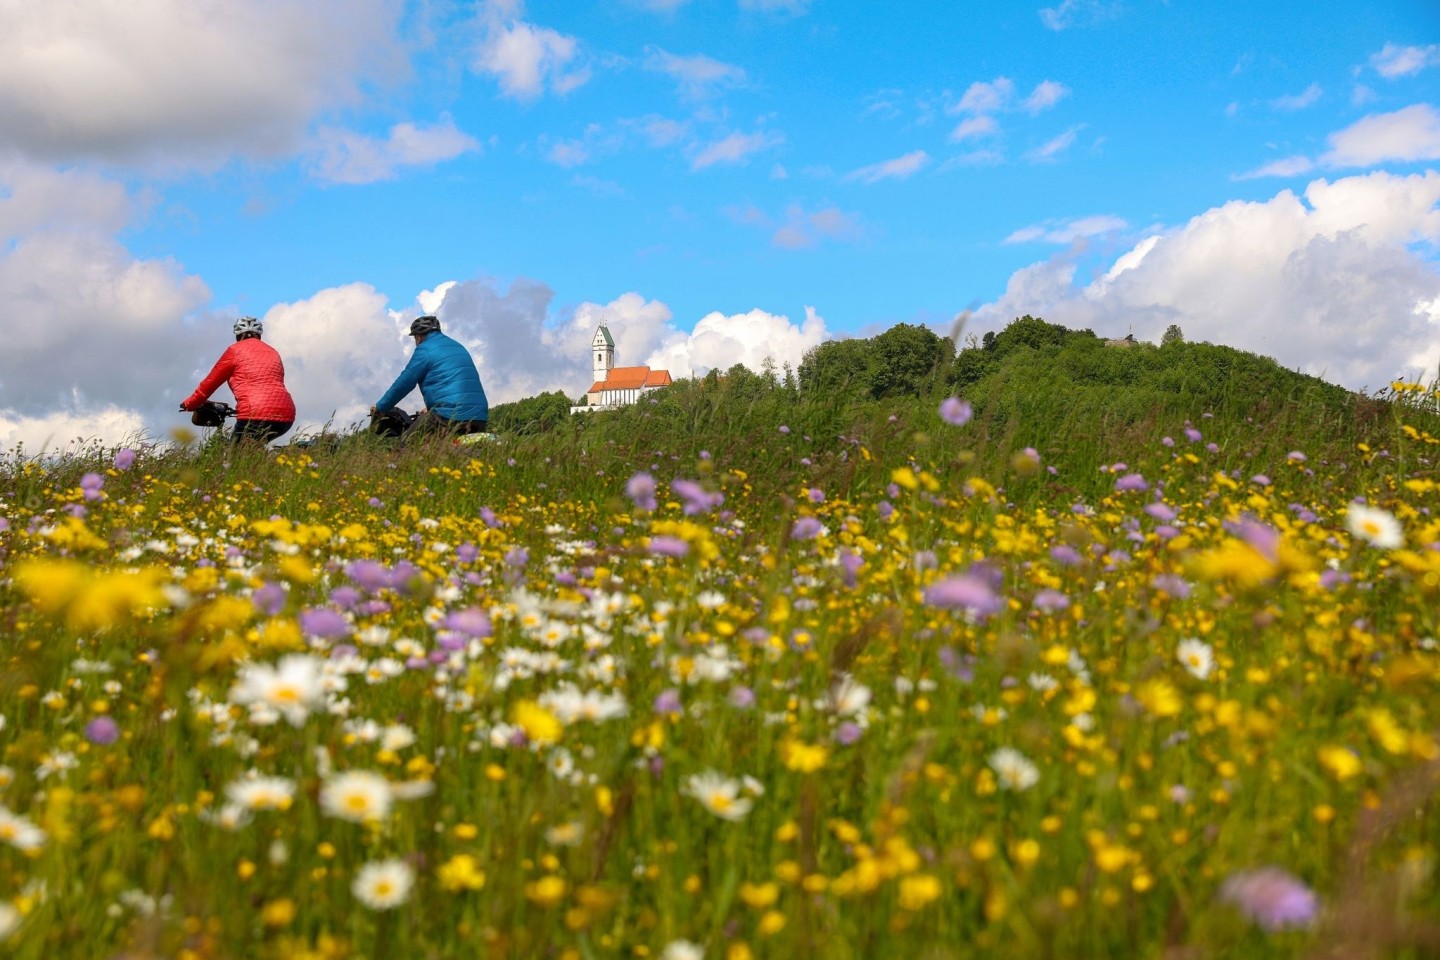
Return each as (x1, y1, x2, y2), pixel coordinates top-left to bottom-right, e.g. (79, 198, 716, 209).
(376, 332, 489, 421)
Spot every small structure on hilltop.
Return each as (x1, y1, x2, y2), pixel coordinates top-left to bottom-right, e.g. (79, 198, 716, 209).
(573, 324, 673, 411)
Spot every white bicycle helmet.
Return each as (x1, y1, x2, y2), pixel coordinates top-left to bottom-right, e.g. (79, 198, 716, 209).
(233, 316, 263, 338)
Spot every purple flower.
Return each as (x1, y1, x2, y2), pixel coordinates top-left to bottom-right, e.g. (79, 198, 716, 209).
(1032, 589, 1070, 612)
(648, 536, 689, 558)
(779, 425, 790, 435)
(807, 488, 825, 504)
(440, 608, 492, 638)
(1287, 450, 1308, 463)
(877, 501, 894, 521)
(329, 587, 360, 611)
(791, 517, 824, 540)
(251, 582, 287, 616)
(1049, 544, 1083, 566)
(1251, 474, 1271, 486)
(504, 546, 529, 569)
(456, 543, 479, 563)
(84, 716, 120, 745)
(299, 607, 351, 639)
(345, 560, 392, 592)
(1231, 515, 1280, 562)
(728, 686, 756, 709)
(834, 722, 863, 746)
(114, 448, 136, 471)
(367, 497, 383, 508)
(939, 397, 973, 426)
(939, 647, 975, 682)
(924, 569, 1004, 620)
(1144, 502, 1177, 522)
(671, 478, 723, 516)
(80, 472, 104, 501)
(1184, 426, 1202, 443)
(1161, 436, 1174, 447)
(839, 549, 863, 588)
(480, 506, 501, 528)
(626, 472, 658, 512)
(1115, 473, 1148, 492)
(653, 689, 683, 715)
(1219, 867, 1318, 931)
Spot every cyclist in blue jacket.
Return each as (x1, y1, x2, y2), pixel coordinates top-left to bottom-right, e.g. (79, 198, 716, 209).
(371, 315, 489, 438)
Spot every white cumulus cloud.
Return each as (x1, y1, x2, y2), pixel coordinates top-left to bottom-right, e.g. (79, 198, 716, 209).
(844, 150, 931, 184)
(1022, 80, 1070, 114)
(1322, 103, 1440, 167)
(644, 48, 747, 99)
(975, 171, 1440, 391)
(307, 117, 480, 185)
(0, 0, 408, 165)
(647, 306, 830, 378)
(950, 115, 999, 142)
(1235, 155, 1317, 180)
(1271, 82, 1323, 112)
(1371, 43, 1440, 79)
(1005, 214, 1127, 244)
(691, 131, 783, 169)
(1026, 127, 1081, 162)
(474, 1, 590, 101)
(953, 78, 1016, 115)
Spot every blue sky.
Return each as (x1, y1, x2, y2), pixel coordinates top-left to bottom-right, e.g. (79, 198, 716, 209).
(1, 0, 1438, 448)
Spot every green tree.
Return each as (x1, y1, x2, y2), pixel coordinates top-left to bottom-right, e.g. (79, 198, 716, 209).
(1161, 324, 1185, 347)
(798, 338, 875, 397)
(867, 323, 953, 399)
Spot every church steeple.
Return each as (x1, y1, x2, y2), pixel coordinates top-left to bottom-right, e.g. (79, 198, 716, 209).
(592, 325, 616, 382)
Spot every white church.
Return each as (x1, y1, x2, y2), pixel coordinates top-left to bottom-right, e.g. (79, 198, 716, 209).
(573, 324, 673, 410)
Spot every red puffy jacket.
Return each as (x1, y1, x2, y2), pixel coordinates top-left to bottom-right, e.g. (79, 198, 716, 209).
(183, 338, 296, 422)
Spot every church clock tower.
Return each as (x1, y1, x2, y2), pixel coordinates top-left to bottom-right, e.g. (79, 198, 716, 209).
(592, 325, 615, 382)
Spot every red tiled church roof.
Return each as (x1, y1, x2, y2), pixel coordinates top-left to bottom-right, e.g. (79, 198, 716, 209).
(588, 365, 672, 393)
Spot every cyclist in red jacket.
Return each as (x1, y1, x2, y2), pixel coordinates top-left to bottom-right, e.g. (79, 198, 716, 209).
(181, 317, 297, 444)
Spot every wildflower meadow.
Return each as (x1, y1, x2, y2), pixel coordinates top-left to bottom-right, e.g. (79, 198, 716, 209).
(3, 353, 1440, 959)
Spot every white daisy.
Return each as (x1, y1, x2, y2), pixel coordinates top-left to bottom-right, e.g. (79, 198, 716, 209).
(0, 806, 46, 852)
(683, 771, 753, 822)
(229, 654, 325, 726)
(320, 770, 394, 823)
(0, 901, 21, 941)
(1176, 638, 1215, 680)
(1345, 504, 1404, 550)
(352, 858, 414, 910)
(661, 941, 704, 960)
(988, 747, 1040, 792)
(225, 775, 296, 811)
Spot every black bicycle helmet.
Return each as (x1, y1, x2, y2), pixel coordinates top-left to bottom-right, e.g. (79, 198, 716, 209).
(409, 315, 441, 336)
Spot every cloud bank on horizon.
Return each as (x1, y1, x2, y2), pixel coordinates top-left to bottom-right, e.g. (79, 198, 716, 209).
(0, 0, 1436, 452)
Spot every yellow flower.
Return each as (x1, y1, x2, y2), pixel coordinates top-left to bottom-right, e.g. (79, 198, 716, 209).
(739, 882, 779, 909)
(1318, 745, 1363, 781)
(781, 740, 829, 773)
(525, 875, 568, 907)
(437, 854, 486, 892)
(1135, 678, 1183, 718)
(15, 561, 167, 632)
(897, 874, 942, 911)
(1364, 708, 1409, 755)
(513, 701, 563, 745)
(262, 899, 297, 927)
